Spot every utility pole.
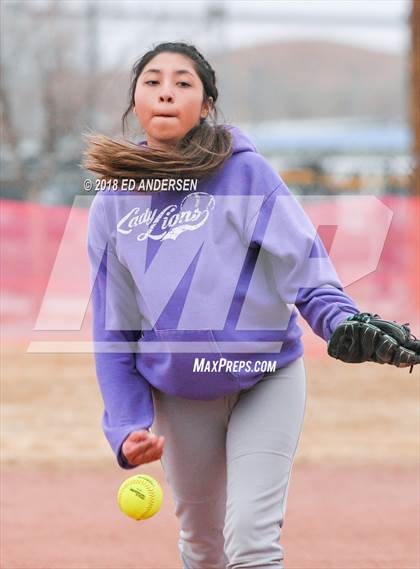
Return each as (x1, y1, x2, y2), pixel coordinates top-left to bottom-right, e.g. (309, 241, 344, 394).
(86, 1, 99, 130)
(205, 1, 227, 55)
(411, 0, 419, 196)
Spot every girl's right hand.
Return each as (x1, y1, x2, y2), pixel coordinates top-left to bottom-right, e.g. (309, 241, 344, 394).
(121, 430, 165, 466)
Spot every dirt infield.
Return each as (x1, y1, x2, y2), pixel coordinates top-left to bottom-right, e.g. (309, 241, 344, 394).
(2, 344, 419, 568)
(2, 462, 418, 569)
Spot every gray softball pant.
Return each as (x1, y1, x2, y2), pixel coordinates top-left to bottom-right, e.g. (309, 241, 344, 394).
(150, 356, 307, 569)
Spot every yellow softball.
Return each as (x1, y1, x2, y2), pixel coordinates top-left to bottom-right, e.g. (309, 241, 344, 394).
(117, 474, 163, 521)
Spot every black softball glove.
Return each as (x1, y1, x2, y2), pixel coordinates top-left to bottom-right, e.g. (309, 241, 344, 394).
(327, 312, 420, 373)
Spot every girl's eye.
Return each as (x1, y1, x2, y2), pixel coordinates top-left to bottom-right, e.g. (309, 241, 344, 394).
(144, 80, 191, 87)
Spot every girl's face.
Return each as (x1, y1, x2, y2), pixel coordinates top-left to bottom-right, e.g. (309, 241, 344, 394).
(134, 52, 211, 151)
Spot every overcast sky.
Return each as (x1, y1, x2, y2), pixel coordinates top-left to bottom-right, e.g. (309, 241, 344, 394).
(25, 0, 412, 70)
(223, 0, 410, 51)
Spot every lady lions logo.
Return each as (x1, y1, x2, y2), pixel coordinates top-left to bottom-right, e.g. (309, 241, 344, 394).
(117, 192, 215, 242)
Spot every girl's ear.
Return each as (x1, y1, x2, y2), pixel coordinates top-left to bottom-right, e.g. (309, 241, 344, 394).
(200, 97, 213, 119)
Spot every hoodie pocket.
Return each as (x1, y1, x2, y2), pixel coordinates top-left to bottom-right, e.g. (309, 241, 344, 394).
(142, 328, 241, 399)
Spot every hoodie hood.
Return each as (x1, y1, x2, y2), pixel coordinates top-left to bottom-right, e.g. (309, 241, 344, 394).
(223, 124, 259, 155)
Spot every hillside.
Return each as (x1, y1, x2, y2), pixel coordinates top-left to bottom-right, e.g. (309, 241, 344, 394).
(208, 40, 407, 122)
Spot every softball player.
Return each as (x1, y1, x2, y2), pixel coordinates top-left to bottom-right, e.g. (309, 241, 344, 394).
(84, 42, 419, 569)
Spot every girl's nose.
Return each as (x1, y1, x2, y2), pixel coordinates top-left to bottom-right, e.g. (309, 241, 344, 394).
(159, 92, 174, 103)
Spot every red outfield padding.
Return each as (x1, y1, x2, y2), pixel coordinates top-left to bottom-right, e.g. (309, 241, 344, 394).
(1, 196, 418, 354)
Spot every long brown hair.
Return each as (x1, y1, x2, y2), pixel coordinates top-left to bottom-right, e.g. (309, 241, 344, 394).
(81, 42, 233, 183)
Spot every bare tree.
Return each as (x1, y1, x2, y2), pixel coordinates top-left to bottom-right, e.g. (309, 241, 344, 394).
(0, 0, 157, 202)
(1, 0, 89, 201)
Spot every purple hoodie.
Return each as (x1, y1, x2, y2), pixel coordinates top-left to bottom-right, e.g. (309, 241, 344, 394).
(87, 124, 360, 469)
